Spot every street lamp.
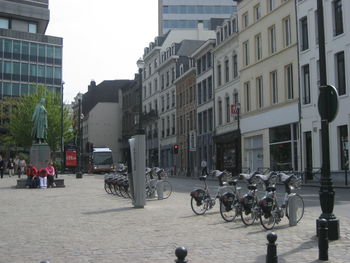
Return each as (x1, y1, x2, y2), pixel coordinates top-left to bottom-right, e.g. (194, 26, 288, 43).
(136, 58, 145, 134)
(76, 98, 83, 178)
(61, 81, 64, 174)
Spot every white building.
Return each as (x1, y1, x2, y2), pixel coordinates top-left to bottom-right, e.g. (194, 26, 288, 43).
(297, 0, 349, 179)
(238, 0, 299, 172)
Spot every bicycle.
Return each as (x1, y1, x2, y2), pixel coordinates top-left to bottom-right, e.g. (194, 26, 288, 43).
(190, 170, 235, 216)
(259, 172, 304, 230)
(145, 167, 172, 199)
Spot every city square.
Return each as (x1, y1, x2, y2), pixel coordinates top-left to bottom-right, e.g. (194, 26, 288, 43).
(0, 175, 350, 262)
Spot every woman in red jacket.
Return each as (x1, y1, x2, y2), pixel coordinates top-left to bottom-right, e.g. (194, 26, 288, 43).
(26, 165, 39, 188)
(38, 168, 48, 189)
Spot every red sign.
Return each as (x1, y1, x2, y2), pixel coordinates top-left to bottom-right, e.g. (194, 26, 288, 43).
(66, 150, 77, 167)
(231, 104, 239, 115)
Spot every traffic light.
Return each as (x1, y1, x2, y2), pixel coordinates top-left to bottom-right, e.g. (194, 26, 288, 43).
(173, 144, 179, 154)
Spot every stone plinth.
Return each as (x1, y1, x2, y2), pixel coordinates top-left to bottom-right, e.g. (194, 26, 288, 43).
(30, 144, 51, 169)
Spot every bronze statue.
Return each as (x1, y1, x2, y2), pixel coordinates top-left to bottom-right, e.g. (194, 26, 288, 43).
(32, 98, 48, 144)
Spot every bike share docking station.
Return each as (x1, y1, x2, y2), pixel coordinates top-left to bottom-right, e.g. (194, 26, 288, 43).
(128, 132, 146, 208)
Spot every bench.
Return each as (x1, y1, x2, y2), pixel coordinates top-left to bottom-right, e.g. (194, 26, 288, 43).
(16, 178, 65, 188)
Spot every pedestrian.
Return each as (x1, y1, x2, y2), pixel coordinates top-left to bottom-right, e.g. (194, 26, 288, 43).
(0, 155, 4, 179)
(201, 159, 208, 176)
(25, 165, 39, 188)
(38, 168, 47, 188)
(14, 156, 19, 175)
(18, 158, 26, 178)
(7, 158, 15, 177)
(46, 162, 55, 188)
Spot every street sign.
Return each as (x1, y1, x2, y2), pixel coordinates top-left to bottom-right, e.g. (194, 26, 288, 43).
(318, 85, 339, 123)
(231, 104, 239, 115)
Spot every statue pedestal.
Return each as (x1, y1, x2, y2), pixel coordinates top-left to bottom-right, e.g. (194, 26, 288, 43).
(30, 144, 51, 169)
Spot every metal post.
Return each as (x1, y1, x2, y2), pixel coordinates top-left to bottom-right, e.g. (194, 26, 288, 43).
(76, 99, 82, 178)
(175, 247, 188, 263)
(316, 0, 339, 240)
(288, 195, 297, 226)
(266, 232, 278, 263)
(60, 82, 64, 174)
(318, 218, 329, 261)
(237, 103, 241, 176)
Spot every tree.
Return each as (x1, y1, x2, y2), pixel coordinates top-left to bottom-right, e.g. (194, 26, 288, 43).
(4, 85, 73, 151)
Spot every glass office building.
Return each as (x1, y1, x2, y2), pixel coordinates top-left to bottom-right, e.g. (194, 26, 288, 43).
(0, 0, 63, 98)
(158, 0, 236, 34)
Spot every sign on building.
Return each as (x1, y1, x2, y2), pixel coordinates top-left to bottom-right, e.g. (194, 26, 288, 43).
(189, 130, 196, 151)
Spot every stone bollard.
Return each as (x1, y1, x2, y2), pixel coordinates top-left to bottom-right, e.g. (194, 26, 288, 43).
(266, 232, 278, 263)
(40, 261, 50, 263)
(318, 218, 329, 261)
(175, 247, 187, 263)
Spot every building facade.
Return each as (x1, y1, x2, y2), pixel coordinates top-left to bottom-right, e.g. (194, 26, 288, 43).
(0, 0, 63, 98)
(158, 0, 236, 35)
(297, 0, 349, 179)
(238, 0, 299, 172)
(213, 14, 241, 174)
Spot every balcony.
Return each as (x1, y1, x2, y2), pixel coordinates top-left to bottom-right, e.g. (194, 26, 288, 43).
(141, 109, 158, 123)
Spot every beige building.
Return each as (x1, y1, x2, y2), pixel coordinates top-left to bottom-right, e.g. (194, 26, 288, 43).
(237, 0, 299, 171)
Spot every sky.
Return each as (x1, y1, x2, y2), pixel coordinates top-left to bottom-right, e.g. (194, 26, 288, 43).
(46, 0, 158, 103)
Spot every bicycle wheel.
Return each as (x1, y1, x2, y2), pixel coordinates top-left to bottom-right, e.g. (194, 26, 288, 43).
(286, 194, 304, 223)
(162, 180, 172, 199)
(191, 196, 208, 215)
(219, 200, 238, 222)
(260, 208, 276, 230)
(104, 182, 112, 194)
(241, 205, 257, 226)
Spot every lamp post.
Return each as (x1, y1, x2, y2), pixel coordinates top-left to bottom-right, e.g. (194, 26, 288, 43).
(76, 98, 83, 178)
(61, 81, 64, 174)
(316, 0, 339, 240)
(237, 102, 241, 176)
(136, 58, 145, 134)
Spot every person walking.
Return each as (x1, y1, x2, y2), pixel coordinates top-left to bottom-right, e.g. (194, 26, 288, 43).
(201, 159, 208, 176)
(7, 158, 15, 177)
(0, 156, 4, 179)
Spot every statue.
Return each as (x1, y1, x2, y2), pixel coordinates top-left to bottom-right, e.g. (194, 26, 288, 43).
(32, 98, 48, 144)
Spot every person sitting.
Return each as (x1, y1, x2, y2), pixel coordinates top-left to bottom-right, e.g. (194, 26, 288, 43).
(26, 165, 39, 188)
(46, 162, 55, 188)
(38, 168, 48, 189)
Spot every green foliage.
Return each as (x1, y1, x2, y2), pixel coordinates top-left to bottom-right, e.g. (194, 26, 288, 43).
(4, 85, 73, 151)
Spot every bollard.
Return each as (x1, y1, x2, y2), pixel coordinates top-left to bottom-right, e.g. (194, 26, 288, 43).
(266, 232, 278, 263)
(288, 195, 297, 226)
(318, 218, 329, 261)
(156, 180, 164, 200)
(40, 261, 50, 263)
(175, 247, 187, 263)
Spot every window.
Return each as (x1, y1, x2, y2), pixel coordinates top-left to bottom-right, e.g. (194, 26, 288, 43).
(203, 111, 208, 133)
(244, 82, 251, 112)
(198, 112, 202, 135)
(285, 64, 294, 100)
(243, 41, 249, 66)
(333, 0, 343, 36)
(217, 64, 222, 86)
(197, 82, 202, 105)
(254, 4, 261, 21)
(148, 83, 152, 96)
(300, 17, 309, 51)
(148, 64, 152, 77)
(225, 59, 229, 83)
(255, 34, 262, 61)
(166, 93, 170, 109)
(197, 58, 202, 74)
(207, 51, 212, 68)
(268, 0, 275, 12)
(233, 90, 239, 104)
(225, 96, 230, 123)
(208, 76, 213, 99)
(171, 67, 175, 83)
(154, 78, 158, 91)
(233, 54, 238, 78)
(161, 96, 165, 112)
(283, 16, 291, 47)
(256, 76, 263, 108)
(154, 58, 158, 68)
(218, 99, 223, 125)
(269, 26, 276, 54)
(171, 90, 175, 107)
(28, 23, 37, 33)
(161, 74, 164, 89)
(339, 125, 348, 170)
(314, 10, 319, 44)
(335, 51, 346, 95)
(242, 12, 249, 28)
(166, 71, 169, 87)
(202, 80, 207, 102)
(270, 71, 278, 104)
(0, 18, 9, 29)
(302, 64, 310, 104)
(208, 108, 213, 132)
(202, 54, 206, 72)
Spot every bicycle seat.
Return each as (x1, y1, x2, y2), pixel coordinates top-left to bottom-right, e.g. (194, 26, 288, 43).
(247, 185, 257, 190)
(199, 176, 207, 181)
(266, 186, 276, 192)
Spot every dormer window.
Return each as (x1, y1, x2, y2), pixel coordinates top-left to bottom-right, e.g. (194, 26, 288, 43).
(216, 31, 221, 44)
(172, 45, 176, 55)
(180, 64, 184, 75)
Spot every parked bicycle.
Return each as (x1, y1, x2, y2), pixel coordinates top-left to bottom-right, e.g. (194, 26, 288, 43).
(145, 167, 172, 199)
(190, 170, 235, 216)
(259, 172, 304, 230)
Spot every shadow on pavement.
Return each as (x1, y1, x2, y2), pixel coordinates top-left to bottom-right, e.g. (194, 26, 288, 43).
(82, 206, 134, 215)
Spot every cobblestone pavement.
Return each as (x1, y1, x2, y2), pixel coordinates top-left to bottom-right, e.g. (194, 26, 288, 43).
(0, 175, 349, 263)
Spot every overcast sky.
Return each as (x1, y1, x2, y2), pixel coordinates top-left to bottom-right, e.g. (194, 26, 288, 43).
(46, 0, 158, 103)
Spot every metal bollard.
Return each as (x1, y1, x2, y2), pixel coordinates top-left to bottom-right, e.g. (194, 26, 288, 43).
(175, 247, 187, 263)
(266, 232, 278, 263)
(288, 195, 297, 226)
(156, 180, 164, 200)
(318, 218, 329, 261)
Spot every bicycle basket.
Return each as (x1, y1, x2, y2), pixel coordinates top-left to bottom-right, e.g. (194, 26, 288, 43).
(289, 175, 302, 190)
(190, 189, 206, 204)
(219, 192, 236, 210)
(259, 196, 274, 214)
(240, 194, 254, 211)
